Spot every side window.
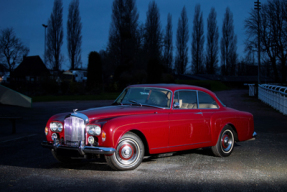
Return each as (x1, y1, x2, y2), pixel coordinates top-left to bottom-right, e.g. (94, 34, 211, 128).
(198, 91, 218, 109)
(173, 91, 197, 109)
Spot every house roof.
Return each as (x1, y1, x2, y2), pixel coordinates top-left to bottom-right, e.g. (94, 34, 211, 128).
(13, 56, 50, 77)
(0, 63, 7, 73)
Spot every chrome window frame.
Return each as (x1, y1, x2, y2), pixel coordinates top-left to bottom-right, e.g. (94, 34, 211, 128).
(172, 90, 198, 110)
(172, 89, 220, 110)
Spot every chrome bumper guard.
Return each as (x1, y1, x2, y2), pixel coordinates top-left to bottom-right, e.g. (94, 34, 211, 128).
(246, 131, 257, 141)
(41, 140, 116, 155)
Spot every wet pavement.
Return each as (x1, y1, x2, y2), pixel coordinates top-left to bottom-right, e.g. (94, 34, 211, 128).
(0, 89, 286, 192)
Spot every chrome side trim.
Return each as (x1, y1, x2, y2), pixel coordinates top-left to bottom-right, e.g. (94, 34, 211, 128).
(151, 141, 211, 150)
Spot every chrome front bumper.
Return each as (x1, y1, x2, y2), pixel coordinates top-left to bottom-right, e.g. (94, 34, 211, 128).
(41, 140, 116, 155)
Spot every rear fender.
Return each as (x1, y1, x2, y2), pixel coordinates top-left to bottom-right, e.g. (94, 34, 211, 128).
(210, 111, 254, 145)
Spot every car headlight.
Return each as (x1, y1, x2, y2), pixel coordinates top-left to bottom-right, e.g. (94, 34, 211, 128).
(50, 122, 63, 132)
(87, 125, 101, 136)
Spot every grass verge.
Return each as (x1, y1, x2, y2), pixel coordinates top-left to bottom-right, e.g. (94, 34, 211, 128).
(32, 92, 120, 102)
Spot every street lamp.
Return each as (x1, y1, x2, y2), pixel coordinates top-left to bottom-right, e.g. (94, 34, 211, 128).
(254, 0, 261, 85)
(252, 48, 256, 66)
(42, 24, 48, 65)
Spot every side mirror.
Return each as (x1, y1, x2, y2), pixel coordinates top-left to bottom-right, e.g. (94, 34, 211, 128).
(173, 102, 180, 108)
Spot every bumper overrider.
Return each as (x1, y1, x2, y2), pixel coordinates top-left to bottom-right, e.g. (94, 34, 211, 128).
(41, 140, 116, 155)
(246, 131, 257, 141)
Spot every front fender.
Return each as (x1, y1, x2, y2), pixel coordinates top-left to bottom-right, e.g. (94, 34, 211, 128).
(101, 113, 169, 151)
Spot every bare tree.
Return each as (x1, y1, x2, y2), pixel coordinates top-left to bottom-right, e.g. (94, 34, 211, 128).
(269, 0, 287, 83)
(175, 6, 189, 75)
(220, 7, 237, 75)
(0, 28, 29, 73)
(144, 1, 162, 60)
(163, 13, 173, 73)
(206, 7, 219, 74)
(245, 0, 287, 82)
(67, 0, 82, 70)
(191, 4, 205, 74)
(46, 0, 64, 71)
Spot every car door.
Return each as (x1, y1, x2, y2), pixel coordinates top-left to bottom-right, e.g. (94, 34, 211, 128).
(169, 90, 211, 147)
(197, 91, 220, 138)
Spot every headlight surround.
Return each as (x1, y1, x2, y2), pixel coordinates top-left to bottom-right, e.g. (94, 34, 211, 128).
(50, 122, 63, 132)
(87, 125, 101, 136)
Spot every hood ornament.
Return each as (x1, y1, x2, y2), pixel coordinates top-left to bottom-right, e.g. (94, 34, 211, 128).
(73, 109, 78, 114)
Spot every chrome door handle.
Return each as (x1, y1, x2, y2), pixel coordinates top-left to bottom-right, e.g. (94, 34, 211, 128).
(194, 112, 203, 115)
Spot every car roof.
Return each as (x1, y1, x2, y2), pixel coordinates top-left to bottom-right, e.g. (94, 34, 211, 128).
(127, 84, 213, 93)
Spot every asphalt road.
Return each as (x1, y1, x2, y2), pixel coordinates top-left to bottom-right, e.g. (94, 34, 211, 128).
(0, 89, 286, 192)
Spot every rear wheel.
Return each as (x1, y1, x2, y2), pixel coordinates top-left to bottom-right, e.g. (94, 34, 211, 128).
(211, 126, 235, 157)
(105, 132, 144, 171)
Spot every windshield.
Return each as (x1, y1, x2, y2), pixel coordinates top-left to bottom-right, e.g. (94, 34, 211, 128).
(114, 87, 172, 108)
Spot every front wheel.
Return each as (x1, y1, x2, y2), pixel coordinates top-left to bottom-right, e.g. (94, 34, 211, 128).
(211, 126, 235, 157)
(105, 132, 144, 171)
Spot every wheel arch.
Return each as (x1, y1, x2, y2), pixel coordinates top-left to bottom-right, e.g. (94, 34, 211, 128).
(128, 129, 150, 156)
(226, 123, 239, 142)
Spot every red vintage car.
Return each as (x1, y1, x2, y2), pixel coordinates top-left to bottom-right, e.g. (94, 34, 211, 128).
(41, 84, 256, 170)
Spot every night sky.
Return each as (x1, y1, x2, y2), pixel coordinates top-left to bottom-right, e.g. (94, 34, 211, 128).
(0, 0, 268, 70)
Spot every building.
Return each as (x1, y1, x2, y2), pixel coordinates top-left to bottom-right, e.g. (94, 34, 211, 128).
(12, 56, 50, 81)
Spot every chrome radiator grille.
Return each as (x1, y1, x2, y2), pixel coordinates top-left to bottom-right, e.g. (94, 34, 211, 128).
(64, 116, 85, 147)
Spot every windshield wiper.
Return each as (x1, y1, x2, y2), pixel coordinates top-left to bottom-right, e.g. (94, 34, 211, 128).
(129, 100, 142, 107)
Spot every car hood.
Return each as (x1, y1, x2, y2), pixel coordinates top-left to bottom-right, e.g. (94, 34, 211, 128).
(49, 105, 165, 123)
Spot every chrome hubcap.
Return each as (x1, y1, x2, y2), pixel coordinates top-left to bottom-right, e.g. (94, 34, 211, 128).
(221, 130, 234, 153)
(120, 145, 133, 159)
(115, 139, 139, 165)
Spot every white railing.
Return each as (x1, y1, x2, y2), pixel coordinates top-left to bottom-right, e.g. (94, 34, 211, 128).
(258, 84, 287, 115)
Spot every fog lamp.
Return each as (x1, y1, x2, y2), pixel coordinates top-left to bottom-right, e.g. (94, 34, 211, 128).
(51, 133, 58, 140)
(88, 136, 95, 145)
